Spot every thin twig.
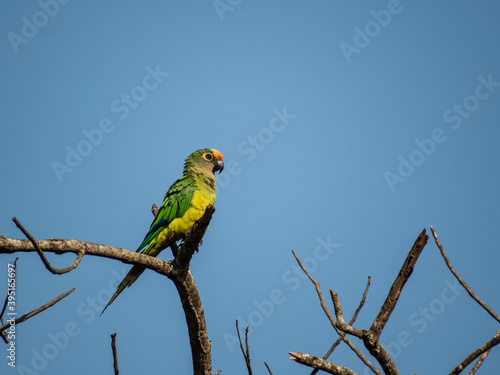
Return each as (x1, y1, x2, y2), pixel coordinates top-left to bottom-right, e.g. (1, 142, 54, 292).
(12, 217, 84, 274)
(215, 370, 222, 375)
(311, 276, 371, 375)
(467, 349, 490, 375)
(264, 362, 273, 375)
(291, 250, 381, 374)
(236, 320, 252, 375)
(111, 333, 119, 375)
(430, 226, 500, 324)
(341, 336, 383, 375)
(0, 288, 75, 333)
(291, 250, 363, 338)
(450, 327, 500, 375)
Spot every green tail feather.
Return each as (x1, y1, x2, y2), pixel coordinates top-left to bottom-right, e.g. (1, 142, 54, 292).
(100, 265, 146, 316)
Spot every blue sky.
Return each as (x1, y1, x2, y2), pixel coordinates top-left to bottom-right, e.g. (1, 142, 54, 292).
(1, 1, 500, 374)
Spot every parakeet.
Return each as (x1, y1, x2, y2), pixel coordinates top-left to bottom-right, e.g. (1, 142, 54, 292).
(101, 148, 224, 315)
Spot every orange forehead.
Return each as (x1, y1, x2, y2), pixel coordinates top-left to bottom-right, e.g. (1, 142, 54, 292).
(210, 149, 223, 160)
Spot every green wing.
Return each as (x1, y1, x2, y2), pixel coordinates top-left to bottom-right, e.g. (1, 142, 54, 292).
(136, 175, 195, 254)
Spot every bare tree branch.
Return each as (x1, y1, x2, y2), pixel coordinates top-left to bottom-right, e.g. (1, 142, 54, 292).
(111, 333, 119, 375)
(236, 320, 252, 375)
(1, 205, 217, 375)
(289, 352, 359, 375)
(0, 238, 174, 277)
(0, 288, 75, 334)
(450, 327, 500, 375)
(172, 268, 212, 375)
(167, 205, 216, 375)
(291, 250, 382, 374)
(172, 205, 215, 271)
(467, 349, 490, 375)
(291, 250, 364, 338)
(13, 217, 84, 274)
(311, 276, 371, 375)
(264, 361, 273, 375)
(368, 229, 428, 340)
(430, 226, 500, 324)
(294, 230, 429, 375)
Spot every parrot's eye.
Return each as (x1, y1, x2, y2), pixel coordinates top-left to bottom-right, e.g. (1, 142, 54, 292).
(203, 153, 213, 161)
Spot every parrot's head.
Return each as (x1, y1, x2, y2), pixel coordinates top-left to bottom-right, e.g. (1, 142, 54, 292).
(185, 148, 224, 175)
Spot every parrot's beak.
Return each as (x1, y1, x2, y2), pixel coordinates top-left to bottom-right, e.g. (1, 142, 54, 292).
(213, 159, 224, 174)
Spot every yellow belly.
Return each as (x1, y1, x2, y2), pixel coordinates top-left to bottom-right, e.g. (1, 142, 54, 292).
(147, 189, 215, 256)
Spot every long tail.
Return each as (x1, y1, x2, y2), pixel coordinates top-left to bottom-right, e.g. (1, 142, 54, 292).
(100, 264, 146, 316)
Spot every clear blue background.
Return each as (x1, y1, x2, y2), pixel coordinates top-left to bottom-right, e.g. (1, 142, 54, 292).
(1, 1, 499, 374)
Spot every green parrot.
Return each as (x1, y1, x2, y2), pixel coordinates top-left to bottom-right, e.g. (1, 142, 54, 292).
(101, 148, 224, 315)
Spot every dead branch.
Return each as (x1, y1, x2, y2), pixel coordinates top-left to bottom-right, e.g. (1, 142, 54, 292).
(430, 226, 500, 374)
(172, 205, 215, 272)
(0, 288, 75, 334)
(111, 333, 119, 375)
(291, 250, 363, 338)
(450, 327, 500, 375)
(368, 229, 428, 339)
(430, 226, 500, 324)
(236, 320, 252, 375)
(467, 349, 490, 375)
(292, 230, 429, 375)
(264, 362, 273, 375)
(289, 352, 359, 375)
(291, 250, 382, 375)
(172, 269, 212, 374)
(0, 205, 216, 375)
(311, 276, 371, 375)
(13, 217, 85, 274)
(0, 237, 174, 277)
(360, 229, 428, 375)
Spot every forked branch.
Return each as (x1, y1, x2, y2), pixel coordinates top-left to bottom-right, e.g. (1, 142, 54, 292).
(236, 320, 253, 375)
(291, 229, 429, 375)
(13, 217, 84, 274)
(310, 276, 371, 375)
(0, 205, 217, 375)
